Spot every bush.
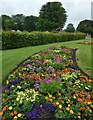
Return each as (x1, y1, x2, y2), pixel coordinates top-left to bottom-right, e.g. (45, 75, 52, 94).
(2, 31, 86, 50)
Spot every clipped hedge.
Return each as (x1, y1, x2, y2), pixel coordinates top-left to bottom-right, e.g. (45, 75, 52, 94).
(2, 31, 86, 50)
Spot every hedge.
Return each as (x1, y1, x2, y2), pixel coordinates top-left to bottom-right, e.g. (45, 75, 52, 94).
(2, 31, 86, 50)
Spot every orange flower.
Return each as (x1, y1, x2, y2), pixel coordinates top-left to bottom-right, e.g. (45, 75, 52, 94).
(10, 113, 14, 117)
(2, 106, 7, 111)
(39, 94, 42, 96)
(0, 111, 3, 116)
(80, 107, 85, 111)
(78, 112, 81, 116)
(77, 98, 82, 102)
(14, 111, 18, 115)
(81, 79, 86, 83)
(89, 80, 93, 83)
(86, 94, 90, 99)
(79, 93, 83, 97)
(61, 100, 64, 104)
(60, 110, 63, 113)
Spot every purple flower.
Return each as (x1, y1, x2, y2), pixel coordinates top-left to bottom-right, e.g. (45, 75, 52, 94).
(3, 84, 10, 92)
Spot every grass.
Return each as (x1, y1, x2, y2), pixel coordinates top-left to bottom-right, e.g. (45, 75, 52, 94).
(2, 39, 92, 82)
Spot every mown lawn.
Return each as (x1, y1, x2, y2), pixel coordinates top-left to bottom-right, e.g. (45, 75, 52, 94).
(2, 39, 92, 82)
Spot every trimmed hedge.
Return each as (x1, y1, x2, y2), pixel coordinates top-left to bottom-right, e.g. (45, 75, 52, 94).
(2, 31, 86, 50)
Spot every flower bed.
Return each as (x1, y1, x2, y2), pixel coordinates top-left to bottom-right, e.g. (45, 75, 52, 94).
(77, 41, 93, 45)
(1, 46, 93, 120)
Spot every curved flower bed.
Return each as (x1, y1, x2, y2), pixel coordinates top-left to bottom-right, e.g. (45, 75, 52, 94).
(1, 46, 93, 120)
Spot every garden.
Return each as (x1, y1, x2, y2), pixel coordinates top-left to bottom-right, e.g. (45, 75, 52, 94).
(1, 44, 93, 119)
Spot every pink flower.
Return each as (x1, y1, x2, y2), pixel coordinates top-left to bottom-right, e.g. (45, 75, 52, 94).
(47, 79, 52, 83)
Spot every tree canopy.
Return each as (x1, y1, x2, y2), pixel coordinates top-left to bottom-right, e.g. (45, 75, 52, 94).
(77, 20, 93, 35)
(37, 2, 67, 31)
(65, 23, 75, 32)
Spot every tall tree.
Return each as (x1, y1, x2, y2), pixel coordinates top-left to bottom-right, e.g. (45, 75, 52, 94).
(77, 19, 93, 35)
(65, 23, 75, 32)
(37, 2, 67, 31)
(2, 15, 13, 30)
(24, 15, 37, 32)
(12, 14, 25, 31)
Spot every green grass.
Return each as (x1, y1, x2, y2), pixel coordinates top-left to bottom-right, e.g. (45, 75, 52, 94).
(2, 39, 92, 82)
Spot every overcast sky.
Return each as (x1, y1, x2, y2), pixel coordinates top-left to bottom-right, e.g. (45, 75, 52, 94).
(0, 0, 92, 29)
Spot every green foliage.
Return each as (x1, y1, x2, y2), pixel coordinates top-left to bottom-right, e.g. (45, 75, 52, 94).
(65, 23, 75, 32)
(24, 15, 37, 32)
(2, 15, 13, 30)
(37, 2, 67, 31)
(39, 79, 62, 94)
(77, 19, 93, 35)
(2, 31, 86, 50)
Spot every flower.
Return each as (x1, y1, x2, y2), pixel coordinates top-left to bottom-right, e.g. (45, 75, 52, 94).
(49, 94, 52, 98)
(55, 102, 59, 106)
(17, 113, 22, 117)
(14, 111, 18, 115)
(70, 110, 74, 114)
(78, 116, 81, 119)
(10, 113, 14, 117)
(45, 96, 48, 100)
(13, 116, 17, 120)
(17, 85, 21, 89)
(9, 106, 13, 110)
(66, 107, 70, 111)
(59, 105, 62, 109)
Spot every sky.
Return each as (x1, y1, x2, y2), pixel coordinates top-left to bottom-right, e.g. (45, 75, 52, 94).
(0, 0, 93, 29)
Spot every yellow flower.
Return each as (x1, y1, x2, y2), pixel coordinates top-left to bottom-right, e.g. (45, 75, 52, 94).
(58, 92, 61, 96)
(59, 105, 62, 109)
(85, 87, 89, 90)
(17, 86, 21, 89)
(68, 104, 70, 107)
(88, 102, 92, 105)
(55, 102, 59, 105)
(49, 94, 52, 98)
(73, 96, 76, 99)
(13, 116, 17, 120)
(45, 96, 48, 100)
(78, 116, 81, 119)
(70, 110, 74, 114)
(9, 106, 13, 110)
(17, 113, 22, 117)
(6, 80, 9, 84)
(66, 107, 70, 111)
(53, 97, 55, 99)
(49, 99, 53, 102)
(68, 99, 70, 102)
(42, 74, 44, 77)
(90, 105, 93, 108)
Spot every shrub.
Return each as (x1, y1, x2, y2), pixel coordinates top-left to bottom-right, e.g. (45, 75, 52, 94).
(2, 31, 86, 50)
